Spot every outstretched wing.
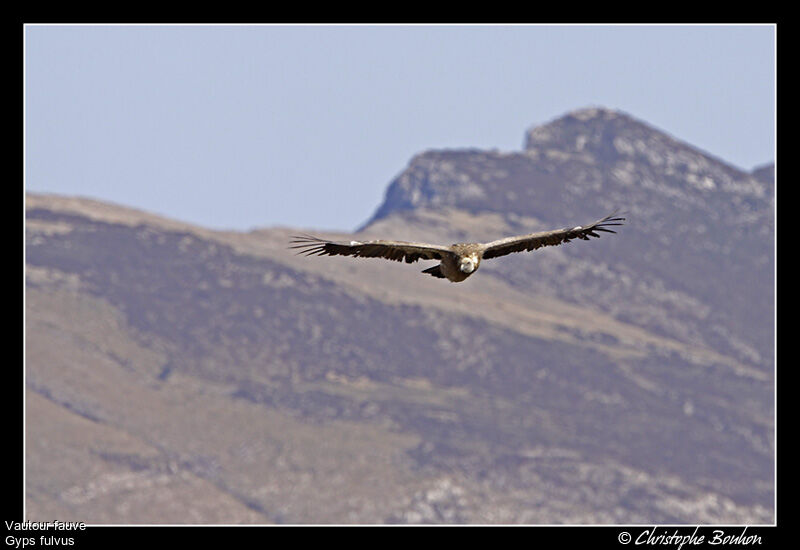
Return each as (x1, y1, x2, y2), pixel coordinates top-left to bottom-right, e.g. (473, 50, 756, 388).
(480, 213, 625, 260)
(289, 235, 453, 264)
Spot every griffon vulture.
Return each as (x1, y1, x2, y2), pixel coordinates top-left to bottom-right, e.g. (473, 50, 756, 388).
(290, 213, 624, 283)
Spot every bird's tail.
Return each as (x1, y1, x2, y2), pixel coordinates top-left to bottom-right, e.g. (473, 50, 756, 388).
(421, 265, 445, 279)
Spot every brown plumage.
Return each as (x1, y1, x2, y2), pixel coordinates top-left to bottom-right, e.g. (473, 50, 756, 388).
(290, 213, 624, 283)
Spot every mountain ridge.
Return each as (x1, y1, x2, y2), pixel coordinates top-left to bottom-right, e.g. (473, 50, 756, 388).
(364, 107, 771, 228)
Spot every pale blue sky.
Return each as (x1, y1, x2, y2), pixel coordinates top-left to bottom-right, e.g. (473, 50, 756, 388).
(25, 25, 775, 232)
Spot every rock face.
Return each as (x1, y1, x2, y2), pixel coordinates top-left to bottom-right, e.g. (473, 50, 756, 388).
(25, 107, 774, 524)
(751, 162, 775, 186)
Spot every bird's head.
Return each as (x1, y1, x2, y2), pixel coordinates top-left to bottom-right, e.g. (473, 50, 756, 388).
(459, 254, 479, 274)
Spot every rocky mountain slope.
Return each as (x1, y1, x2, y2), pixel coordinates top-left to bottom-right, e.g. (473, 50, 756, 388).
(25, 107, 774, 524)
(367, 108, 773, 372)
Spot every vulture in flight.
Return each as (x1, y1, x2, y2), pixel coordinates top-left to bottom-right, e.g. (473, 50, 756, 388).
(290, 212, 624, 283)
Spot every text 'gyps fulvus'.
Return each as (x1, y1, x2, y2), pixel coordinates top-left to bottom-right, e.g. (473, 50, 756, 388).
(290, 213, 624, 283)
